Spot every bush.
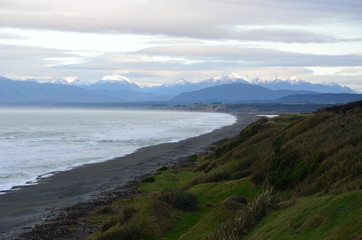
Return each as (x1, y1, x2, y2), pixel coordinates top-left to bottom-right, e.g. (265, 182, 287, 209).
(100, 206, 137, 232)
(98, 224, 142, 240)
(204, 161, 218, 173)
(142, 176, 155, 182)
(183, 171, 232, 189)
(194, 161, 210, 172)
(157, 188, 199, 211)
(97, 206, 114, 214)
(101, 217, 120, 232)
(232, 169, 252, 179)
(208, 186, 279, 240)
(158, 166, 168, 171)
(121, 206, 137, 223)
(189, 155, 198, 162)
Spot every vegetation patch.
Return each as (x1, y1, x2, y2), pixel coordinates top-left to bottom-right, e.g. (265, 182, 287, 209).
(142, 176, 156, 182)
(97, 224, 142, 240)
(208, 186, 279, 240)
(183, 171, 232, 189)
(158, 166, 168, 171)
(157, 188, 199, 211)
(89, 101, 362, 240)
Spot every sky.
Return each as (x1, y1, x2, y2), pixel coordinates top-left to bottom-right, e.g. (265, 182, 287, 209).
(0, 0, 361, 90)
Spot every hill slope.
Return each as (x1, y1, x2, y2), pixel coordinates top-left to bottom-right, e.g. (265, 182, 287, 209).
(77, 101, 362, 240)
(274, 93, 362, 103)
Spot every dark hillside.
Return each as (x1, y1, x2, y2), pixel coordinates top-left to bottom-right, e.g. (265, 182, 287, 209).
(316, 100, 362, 113)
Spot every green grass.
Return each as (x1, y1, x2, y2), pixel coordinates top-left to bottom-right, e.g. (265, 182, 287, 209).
(245, 190, 362, 240)
(162, 210, 204, 240)
(139, 169, 198, 192)
(87, 104, 362, 240)
(162, 178, 259, 240)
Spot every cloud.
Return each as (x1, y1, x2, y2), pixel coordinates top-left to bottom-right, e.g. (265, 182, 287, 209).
(0, 44, 85, 77)
(137, 45, 362, 67)
(0, 0, 361, 42)
(0, 0, 361, 88)
(0, 32, 24, 39)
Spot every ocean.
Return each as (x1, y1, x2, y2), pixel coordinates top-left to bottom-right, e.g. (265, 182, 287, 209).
(0, 109, 236, 193)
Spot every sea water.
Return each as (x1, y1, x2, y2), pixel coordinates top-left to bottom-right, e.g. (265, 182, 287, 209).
(0, 109, 236, 193)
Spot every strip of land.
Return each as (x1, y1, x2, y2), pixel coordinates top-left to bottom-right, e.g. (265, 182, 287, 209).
(0, 113, 259, 240)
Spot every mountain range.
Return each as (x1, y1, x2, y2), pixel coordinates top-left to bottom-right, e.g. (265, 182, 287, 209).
(170, 83, 318, 104)
(0, 73, 359, 105)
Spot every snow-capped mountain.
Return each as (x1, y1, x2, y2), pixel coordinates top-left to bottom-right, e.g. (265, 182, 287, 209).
(50, 77, 85, 85)
(250, 76, 355, 94)
(144, 78, 197, 95)
(85, 74, 142, 92)
(199, 73, 249, 87)
(162, 78, 191, 87)
(145, 73, 250, 96)
(101, 74, 133, 83)
(5, 72, 355, 104)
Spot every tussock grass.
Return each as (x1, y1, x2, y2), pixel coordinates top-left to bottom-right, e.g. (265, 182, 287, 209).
(157, 188, 199, 211)
(207, 186, 279, 240)
(182, 171, 232, 190)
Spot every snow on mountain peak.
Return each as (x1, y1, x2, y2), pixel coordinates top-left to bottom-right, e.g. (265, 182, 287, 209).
(52, 77, 81, 84)
(162, 78, 191, 87)
(101, 74, 132, 83)
(224, 72, 244, 80)
(208, 72, 247, 84)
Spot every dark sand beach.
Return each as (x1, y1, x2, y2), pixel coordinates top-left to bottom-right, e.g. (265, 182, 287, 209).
(0, 113, 259, 239)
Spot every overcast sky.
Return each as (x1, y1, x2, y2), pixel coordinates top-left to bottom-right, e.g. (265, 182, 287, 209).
(0, 0, 361, 90)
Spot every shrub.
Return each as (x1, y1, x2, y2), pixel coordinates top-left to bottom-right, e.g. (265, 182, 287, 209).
(100, 206, 137, 232)
(232, 169, 252, 179)
(121, 206, 137, 223)
(142, 176, 155, 182)
(229, 196, 248, 205)
(188, 155, 198, 162)
(97, 206, 114, 214)
(157, 188, 198, 211)
(98, 224, 142, 240)
(194, 161, 210, 172)
(101, 217, 120, 232)
(183, 171, 232, 189)
(208, 186, 279, 240)
(158, 166, 168, 171)
(204, 161, 218, 173)
(208, 171, 232, 182)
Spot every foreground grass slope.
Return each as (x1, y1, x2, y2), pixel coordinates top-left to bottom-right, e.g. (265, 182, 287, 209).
(88, 101, 362, 240)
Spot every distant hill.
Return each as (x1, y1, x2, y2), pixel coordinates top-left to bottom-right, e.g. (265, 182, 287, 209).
(145, 73, 355, 96)
(82, 79, 169, 102)
(170, 83, 317, 104)
(316, 100, 362, 113)
(0, 76, 114, 104)
(0, 76, 168, 104)
(274, 93, 362, 103)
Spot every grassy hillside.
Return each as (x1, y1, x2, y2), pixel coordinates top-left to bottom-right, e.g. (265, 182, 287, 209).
(87, 101, 362, 240)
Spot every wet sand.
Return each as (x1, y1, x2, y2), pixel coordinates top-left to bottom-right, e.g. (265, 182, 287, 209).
(0, 113, 259, 239)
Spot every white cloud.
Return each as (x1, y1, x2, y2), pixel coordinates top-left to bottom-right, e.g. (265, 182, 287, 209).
(0, 0, 361, 88)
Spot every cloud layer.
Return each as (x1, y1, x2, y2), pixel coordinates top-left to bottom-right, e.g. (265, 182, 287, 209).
(0, 0, 361, 88)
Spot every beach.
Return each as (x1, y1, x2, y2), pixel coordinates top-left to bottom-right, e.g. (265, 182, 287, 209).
(0, 113, 259, 239)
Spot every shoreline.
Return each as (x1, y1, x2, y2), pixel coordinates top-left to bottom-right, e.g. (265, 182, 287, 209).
(0, 109, 235, 195)
(0, 113, 259, 239)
